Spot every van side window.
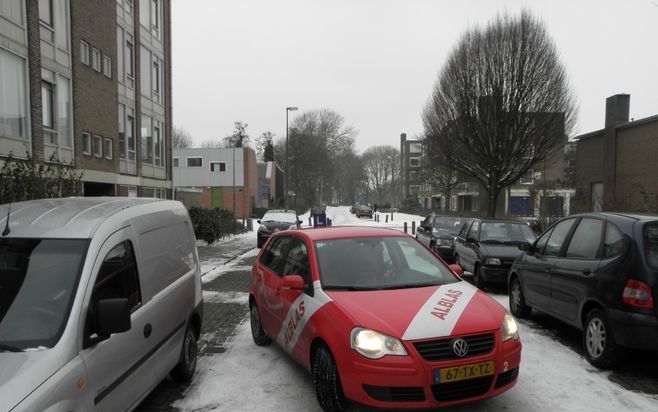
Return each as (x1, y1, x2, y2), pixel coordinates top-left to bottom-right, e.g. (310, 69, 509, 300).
(603, 222, 625, 258)
(92, 241, 142, 311)
(260, 237, 291, 275)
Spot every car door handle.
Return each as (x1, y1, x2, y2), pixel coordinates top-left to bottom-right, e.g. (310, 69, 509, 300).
(143, 323, 152, 339)
(582, 268, 592, 276)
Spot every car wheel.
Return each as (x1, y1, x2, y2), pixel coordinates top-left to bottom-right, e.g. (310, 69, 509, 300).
(171, 322, 198, 382)
(313, 345, 348, 412)
(509, 277, 531, 318)
(584, 308, 620, 369)
(250, 301, 271, 346)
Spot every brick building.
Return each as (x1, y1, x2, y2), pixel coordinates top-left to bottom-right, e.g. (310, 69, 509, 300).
(0, 0, 172, 198)
(574, 94, 658, 213)
(172, 147, 259, 219)
(400, 132, 424, 204)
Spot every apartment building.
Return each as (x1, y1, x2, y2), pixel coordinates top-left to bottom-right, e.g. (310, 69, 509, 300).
(400, 132, 424, 203)
(0, 0, 172, 198)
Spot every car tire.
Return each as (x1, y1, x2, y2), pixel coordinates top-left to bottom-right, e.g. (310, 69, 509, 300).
(171, 322, 198, 382)
(583, 308, 620, 369)
(313, 345, 348, 412)
(250, 301, 271, 346)
(509, 277, 531, 318)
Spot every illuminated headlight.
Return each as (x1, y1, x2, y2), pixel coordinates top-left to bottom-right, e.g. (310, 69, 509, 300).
(350, 327, 407, 359)
(501, 313, 519, 341)
(486, 257, 501, 266)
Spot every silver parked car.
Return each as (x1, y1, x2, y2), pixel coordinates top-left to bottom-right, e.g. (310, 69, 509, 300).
(0, 198, 203, 412)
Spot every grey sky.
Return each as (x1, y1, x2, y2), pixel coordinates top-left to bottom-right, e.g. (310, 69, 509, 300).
(172, 0, 658, 152)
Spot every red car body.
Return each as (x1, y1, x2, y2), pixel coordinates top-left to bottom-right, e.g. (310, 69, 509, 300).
(250, 227, 521, 409)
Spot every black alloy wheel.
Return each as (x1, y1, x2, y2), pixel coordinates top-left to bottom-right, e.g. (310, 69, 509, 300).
(583, 308, 620, 369)
(313, 345, 348, 412)
(171, 323, 198, 382)
(509, 277, 531, 318)
(250, 301, 271, 346)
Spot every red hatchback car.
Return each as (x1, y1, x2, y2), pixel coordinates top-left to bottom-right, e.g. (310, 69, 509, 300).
(249, 227, 521, 411)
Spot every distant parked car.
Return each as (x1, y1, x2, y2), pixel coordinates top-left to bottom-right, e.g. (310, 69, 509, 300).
(350, 205, 358, 214)
(454, 218, 536, 289)
(356, 205, 373, 219)
(416, 214, 465, 262)
(509, 212, 658, 369)
(257, 209, 300, 248)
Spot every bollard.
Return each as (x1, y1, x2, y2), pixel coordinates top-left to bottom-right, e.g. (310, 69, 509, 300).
(391, 212, 394, 221)
(385, 215, 389, 223)
(327, 218, 332, 227)
(247, 218, 253, 231)
(309, 217, 312, 227)
(412, 221, 416, 235)
(404, 222, 408, 233)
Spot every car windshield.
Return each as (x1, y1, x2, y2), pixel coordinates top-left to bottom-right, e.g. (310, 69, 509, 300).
(645, 224, 658, 271)
(0, 238, 88, 351)
(433, 217, 463, 234)
(479, 222, 536, 244)
(261, 212, 297, 223)
(315, 236, 458, 290)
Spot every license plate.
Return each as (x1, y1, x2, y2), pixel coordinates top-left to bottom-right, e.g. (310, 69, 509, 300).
(434, 361, 494, 384)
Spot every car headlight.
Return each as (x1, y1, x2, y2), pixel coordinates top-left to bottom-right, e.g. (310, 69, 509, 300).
(438, 238, 454, 247)
(485, 257, 501, 266)
(350, 327, 407, 359)
(501, 313, 519, 341)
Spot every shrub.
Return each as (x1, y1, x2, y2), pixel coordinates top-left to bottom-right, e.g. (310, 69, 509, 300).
(188, 207, 244, 244)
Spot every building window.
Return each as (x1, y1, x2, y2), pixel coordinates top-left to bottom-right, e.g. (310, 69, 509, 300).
(210, 161, 226, 172)
(409, 157, 421, 167)
(519, 170, 534, 185)
(118, 103, 136, 161)
(409, 185, 421, 195)
(116, 27, 124, 81)
(39, 0, 69, 50)
(40, 70, 72, 149)
(103, 55, 112, 78)
(152, 58, 161, 103)
(140, 0, 161, 38)
(82, 132, 91, 155)
(94, 135, 103, 158)
(153, 122, 162, 166)
(38, 0, 53, 42)
(104, 138, 113, 160)
(173, 157, 179, 167)
(187, 157, 202, 167)
(41, 80, 55, 144)
(409, 143, 422, 154)
(80, 40, 89, 65)
(0, 0, 24, 25)
(91, 48, 101, 72)
(141, 115, 152, 163)
(126, 33, 134, 87)
(140, 45, 151, 97)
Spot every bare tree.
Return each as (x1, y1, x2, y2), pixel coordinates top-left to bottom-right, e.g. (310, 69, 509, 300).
(422, 10, 577, 217)
(200, 138, 223, 148)
(172, 126, 193, 149)
(362, 146, 399, 205)
(255, 131, 276, 162)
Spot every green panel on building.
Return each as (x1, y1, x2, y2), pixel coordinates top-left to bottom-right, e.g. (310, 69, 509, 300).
(211, 187, 223, 208)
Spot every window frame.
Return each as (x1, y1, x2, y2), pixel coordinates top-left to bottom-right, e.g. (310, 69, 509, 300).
(186, 157, 202, 167)
(94, 135, 103, 158)
(173, 157, 179, 167)
(91, 47, 101, 72)
(80, 40, 90, 65)
(82, 131, 91, 155)
(104, 137, 113, 160)
(209, 161, 226, 172)
(103, 55, 112, 78)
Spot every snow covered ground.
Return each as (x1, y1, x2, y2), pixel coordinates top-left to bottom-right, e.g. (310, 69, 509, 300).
(174, 206, 657, 411)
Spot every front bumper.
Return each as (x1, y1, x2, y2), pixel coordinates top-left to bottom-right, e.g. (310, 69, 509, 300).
(338, 332, 522, 409)
(480, 266, 512, 284)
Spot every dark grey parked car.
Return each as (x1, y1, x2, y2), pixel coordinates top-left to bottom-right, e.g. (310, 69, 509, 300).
(356, 205, 373, 219)
(454, 218, 536, 289)
(416, 214, 464, 262)
(257, 210, 300, 248)
(509, 212, 658, 369)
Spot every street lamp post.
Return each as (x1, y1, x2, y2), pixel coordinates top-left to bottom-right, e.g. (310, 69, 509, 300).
(285, 106, 298, 211)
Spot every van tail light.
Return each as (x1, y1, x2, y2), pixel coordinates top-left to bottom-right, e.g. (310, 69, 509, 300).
(622, 279, 654, 309)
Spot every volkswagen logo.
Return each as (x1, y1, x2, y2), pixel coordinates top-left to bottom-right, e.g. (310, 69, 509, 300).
(452, 338, 469, 357)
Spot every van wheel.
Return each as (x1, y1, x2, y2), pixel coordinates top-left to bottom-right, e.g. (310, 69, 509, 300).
(250, 301, 271, 346)
(171, 323, 198, 382)
(509, 277, 531, 318)
(313, 345, 348, 412)
(584, 309, 620, 369)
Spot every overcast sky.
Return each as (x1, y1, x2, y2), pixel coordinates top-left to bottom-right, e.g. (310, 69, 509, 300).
(171, 0, 658, 153)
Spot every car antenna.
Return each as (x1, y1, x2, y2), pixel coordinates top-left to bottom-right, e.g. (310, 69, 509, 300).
(2, 204, 11, 236)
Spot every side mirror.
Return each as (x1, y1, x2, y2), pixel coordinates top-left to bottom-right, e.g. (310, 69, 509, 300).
(281, 274, 305, 290)
(449, 264, 464, 277)
(518, 242, 532, 252)
(466, 237, 477, 244)
(96, 298, 131, 337)
(257, 219, 262, 224)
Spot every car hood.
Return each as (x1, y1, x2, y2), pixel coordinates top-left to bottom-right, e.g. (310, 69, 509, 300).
(479, 243, 525, 261)
(259, 221, 294, 231)
(325, 281, 505, 341)
(0, 350, 60, 410)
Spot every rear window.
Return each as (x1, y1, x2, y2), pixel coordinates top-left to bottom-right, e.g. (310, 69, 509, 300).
(644, 224, 658, 270)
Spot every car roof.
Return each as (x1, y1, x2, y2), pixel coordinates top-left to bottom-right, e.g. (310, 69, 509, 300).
(287, 226, 407, 241)
(0, 197, 169, 239)
(264, 209, 296, 214)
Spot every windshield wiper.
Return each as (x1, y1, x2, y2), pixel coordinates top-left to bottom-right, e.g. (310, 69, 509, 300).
(380, 283, 444, 290)
(0, 343, 23, 352)
(322, 285, 380, 291)
(480, 239, 504, 244)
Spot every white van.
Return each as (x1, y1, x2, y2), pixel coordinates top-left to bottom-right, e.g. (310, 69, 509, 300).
(0, 198, 203, 412)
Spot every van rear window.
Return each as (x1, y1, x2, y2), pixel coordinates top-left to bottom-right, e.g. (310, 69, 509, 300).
(645, 224, 658, 270)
